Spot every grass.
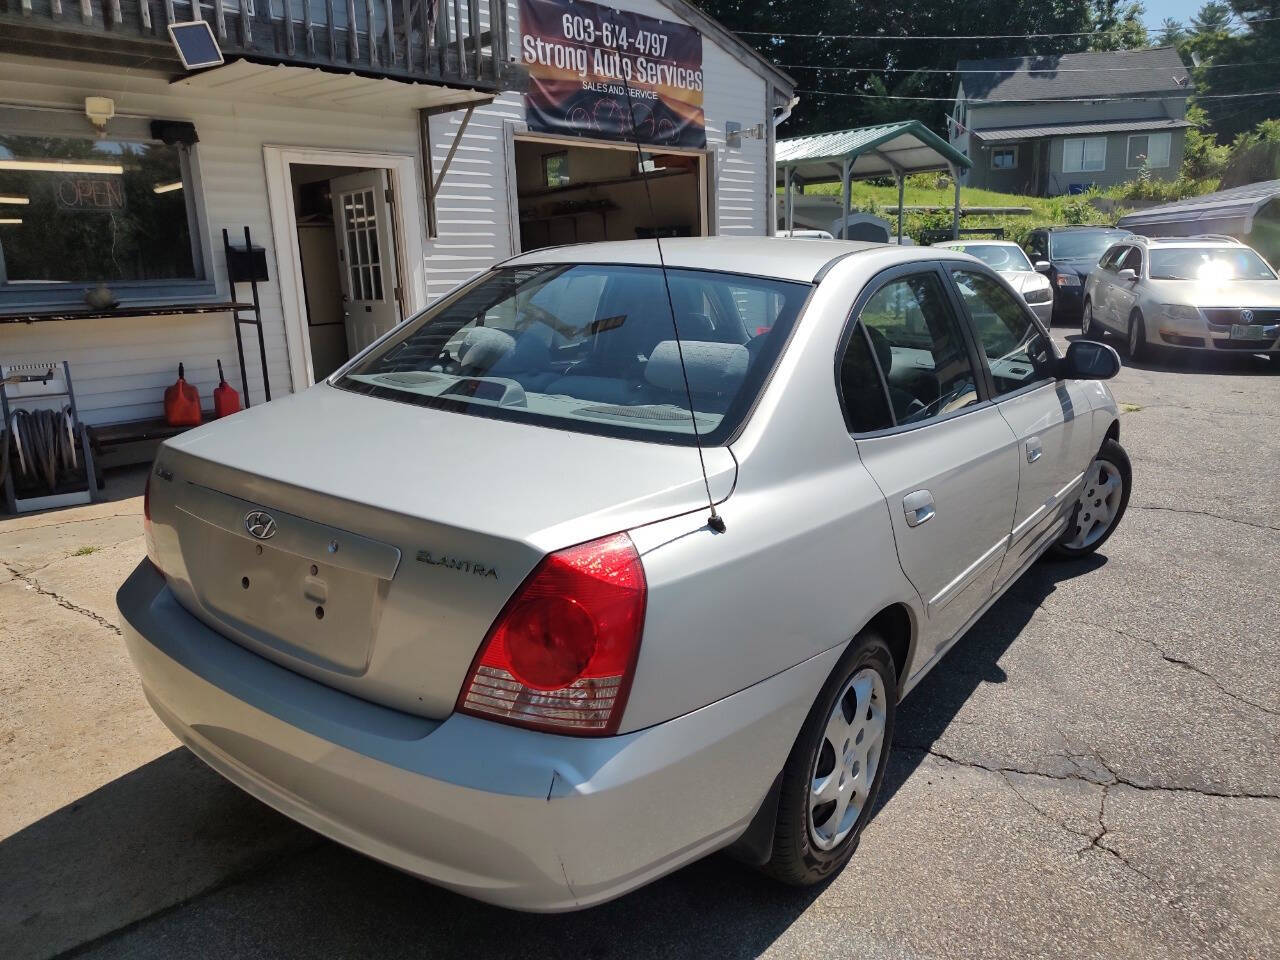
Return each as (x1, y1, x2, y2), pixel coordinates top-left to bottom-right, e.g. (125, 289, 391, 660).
(72, 545, 99, 557)
(804, 179, 1054, 214)
(1121, 403, 1144, 413)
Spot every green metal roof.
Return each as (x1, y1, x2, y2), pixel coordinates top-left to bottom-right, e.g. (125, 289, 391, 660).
(776, 120, 971, 181)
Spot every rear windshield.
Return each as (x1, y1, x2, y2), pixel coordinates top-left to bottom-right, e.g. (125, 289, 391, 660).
(336, 264, 811, 445)
(1049, 231, 1130, 261)
(955, 244, 1033, 272)
(1148, 246, 1276, 281)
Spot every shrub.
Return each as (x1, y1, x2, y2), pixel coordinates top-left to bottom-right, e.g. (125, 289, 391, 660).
(1221, 118, 1280, 188)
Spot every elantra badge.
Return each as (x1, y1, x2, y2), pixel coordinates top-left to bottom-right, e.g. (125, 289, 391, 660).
(244, 510, 277, 540)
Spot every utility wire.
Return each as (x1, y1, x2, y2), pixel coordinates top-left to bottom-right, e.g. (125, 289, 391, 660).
(780, 59, 1278, 74)
(794, 88, 1280, 102)
(736, 16, 1280, 40)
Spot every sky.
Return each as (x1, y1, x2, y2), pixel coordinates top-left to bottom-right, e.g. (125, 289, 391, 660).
(1147, 0, 1211, 33)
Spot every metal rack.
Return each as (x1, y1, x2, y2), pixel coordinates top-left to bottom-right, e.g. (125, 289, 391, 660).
(1, 360, 98, 513)
(222, 226, 272, 407)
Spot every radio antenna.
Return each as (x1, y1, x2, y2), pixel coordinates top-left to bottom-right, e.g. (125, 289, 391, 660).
(610, 28, 725, 533)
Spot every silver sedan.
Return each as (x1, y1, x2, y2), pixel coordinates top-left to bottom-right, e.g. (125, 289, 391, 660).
(119, 238, 1130, 911)
(932, 239, 1055, 326)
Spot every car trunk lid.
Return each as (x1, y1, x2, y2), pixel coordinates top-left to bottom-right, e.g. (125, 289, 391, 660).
(148, 383, 735, 718)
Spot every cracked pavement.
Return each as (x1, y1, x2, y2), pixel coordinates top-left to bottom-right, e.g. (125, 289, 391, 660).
(1, 339, 1277, 959)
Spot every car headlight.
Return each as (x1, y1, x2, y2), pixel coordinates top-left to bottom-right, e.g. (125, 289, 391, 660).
(1023, 285, 1053, 304)
(1054, 273, 1080, 287)
(1161, 304, 1201, 321)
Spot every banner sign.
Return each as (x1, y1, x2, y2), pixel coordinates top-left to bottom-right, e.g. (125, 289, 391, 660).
(520, 0, 706, 149)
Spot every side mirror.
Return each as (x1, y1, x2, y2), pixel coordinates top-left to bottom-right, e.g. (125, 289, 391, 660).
(1034, 260, 1051, 273)
(1117, 268, 1137, 282)
(1060, 340, 1121, 380)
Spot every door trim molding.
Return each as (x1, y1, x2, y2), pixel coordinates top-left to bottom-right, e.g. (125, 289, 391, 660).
(263, 146, 426, 392)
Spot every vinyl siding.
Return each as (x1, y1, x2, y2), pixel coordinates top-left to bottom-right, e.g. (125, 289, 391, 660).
(0, 0, 775, 424)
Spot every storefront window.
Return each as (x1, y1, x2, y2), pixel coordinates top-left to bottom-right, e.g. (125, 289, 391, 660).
(0, 132, 207, 311)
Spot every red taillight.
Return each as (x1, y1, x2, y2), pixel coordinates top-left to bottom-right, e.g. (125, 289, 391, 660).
(457, 532, 647, 736)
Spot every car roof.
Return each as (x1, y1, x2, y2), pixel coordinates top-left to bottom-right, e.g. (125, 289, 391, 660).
(1042, 225, 1127, 233)
(501, 237, 944, 283)
(1126, 235, 1244, 247)
(933, 239, 1021, 248)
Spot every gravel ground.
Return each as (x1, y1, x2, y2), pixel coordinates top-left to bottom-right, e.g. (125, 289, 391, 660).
(1, 338, 1276, 960)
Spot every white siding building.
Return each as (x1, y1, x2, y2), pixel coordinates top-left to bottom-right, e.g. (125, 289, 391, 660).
(0, 0, 793, 436)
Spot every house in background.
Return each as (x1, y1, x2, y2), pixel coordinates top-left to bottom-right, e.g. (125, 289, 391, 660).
(949, 47, 1194, 196)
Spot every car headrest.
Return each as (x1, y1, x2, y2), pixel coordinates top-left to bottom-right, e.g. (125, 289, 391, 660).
(644, 340, 749, 396)
(458, 327, 516, 370)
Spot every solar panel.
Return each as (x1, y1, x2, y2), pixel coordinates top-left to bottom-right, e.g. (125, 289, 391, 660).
(167, 21, 224, 71)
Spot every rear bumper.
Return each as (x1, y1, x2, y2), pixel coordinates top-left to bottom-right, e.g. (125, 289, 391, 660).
(117, 561, 834, 911)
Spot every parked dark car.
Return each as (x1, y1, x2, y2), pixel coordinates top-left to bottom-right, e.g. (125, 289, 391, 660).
(1024, 227, 1132, 326)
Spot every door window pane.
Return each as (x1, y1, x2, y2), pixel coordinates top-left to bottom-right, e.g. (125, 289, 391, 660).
(858, 273, 981, 425)
(1119, 246, 1142, 273)
(0, 133, 197, 291)
(838, 321, 894, 433)
(951, 269, 1056, 396)
(341, 188, 384, 302)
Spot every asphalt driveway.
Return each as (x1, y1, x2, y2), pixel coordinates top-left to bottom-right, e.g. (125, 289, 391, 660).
(1, 339, 1277, 960)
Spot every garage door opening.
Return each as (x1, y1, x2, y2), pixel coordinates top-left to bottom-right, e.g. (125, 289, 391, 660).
(514, 138, 706, 251)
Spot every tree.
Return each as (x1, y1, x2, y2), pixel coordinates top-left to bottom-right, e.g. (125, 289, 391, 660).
(1089, 0, 1149, 50)
(690, 0, 1095, 136)
(1156, 18, 1187, 46)
(1221, 117, 1280, 186)
(1191, 1, 1234, 33)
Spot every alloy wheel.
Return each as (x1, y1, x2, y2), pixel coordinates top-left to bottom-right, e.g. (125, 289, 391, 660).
(1082, 302, 1093, 338)
(1064, 458, 1124, 550)
(808, 667, 886, 851)
(1128, 313, 1143, 357)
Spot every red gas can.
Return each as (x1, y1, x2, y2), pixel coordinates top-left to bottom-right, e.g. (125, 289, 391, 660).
(213, 359, 242, 418)
(163, 363, 202, 427)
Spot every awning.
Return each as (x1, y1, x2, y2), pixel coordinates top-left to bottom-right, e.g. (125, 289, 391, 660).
(972, 118, 1191, 143)
(1117, 178, 1280, 236)
(776, 120, 971, 182)
(171, 58, 494, 113)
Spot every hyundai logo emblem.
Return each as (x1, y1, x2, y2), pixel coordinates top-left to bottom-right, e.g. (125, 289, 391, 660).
(1241, 309, 1255, 323)
(244, 510, 277, 540)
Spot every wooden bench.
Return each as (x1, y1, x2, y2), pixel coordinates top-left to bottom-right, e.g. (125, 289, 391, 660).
(87, 413, 213, 475)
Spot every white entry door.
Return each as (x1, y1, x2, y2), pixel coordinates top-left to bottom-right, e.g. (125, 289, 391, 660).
(330, 169, 401, 356)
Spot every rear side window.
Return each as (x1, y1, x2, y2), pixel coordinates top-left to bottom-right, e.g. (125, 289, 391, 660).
(336, 264, 811, 446)
(837, 321, 894, 433)
(951, 269, 1056, 396)
(857, 273, 981, 426)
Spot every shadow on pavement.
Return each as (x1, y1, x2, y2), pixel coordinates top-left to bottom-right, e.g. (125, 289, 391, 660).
(2, 556, 1106, 960)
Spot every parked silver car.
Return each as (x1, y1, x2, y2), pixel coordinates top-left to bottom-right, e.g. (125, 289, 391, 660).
(119, 238, 1130, 912)
(932, 239, 1055, 326)
(1082, 235, 1280, 359)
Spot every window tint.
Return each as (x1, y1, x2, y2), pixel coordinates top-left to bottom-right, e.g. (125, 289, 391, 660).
(337, 264, 810, 446)
(1119, 246, 1142, 273)
(838, 321, 894, 433)
(951, 269, 1056, 396)
(857, 272, 981, 425)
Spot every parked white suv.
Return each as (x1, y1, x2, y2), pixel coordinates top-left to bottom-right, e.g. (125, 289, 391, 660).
(1082, 235, 1280, 359)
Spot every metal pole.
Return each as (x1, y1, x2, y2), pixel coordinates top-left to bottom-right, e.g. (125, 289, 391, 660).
(840, 157, 851, 239)
(896, 173, 904, 245)
(245, 226, 271, 403)
(224, 229, 252, 408)
(785, 166, 794, 233)
(951, 163, 961, 239)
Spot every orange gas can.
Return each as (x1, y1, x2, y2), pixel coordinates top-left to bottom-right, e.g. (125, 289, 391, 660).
(213, 359, 242, 418)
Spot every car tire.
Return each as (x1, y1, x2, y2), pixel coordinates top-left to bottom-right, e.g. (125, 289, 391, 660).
(1048, 437, 1132, 559)
(761, 631, 897, 887)
(1082, 299, 1103, 339)
(1126, 309, 1149, 361)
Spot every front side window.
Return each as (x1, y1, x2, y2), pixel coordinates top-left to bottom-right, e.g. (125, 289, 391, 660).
(951, 269, 1056, 396)
(991, 147, 1018, 170)
(1148, 246, 1277, 281)
(1099, 244, 1126, 271)
(1119, 246, 1143, 274)
(1127, 132, 1171, 169)
(1026, 233, 1048, 261)
(337, 264, 810, 445)
(0, 132, 201, 308)
(1062, 137, 1107, 173)
(856, 272, 981, 426)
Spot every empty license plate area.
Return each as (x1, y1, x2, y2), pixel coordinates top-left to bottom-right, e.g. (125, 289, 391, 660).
(175, 485, 401, 674)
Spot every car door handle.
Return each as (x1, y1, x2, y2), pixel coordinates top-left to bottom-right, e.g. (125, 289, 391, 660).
(903, 489, 935, 527)
(1026, 437, 1043, 463)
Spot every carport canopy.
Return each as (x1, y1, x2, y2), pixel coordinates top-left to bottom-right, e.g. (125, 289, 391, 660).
(775, 120, 972, 241)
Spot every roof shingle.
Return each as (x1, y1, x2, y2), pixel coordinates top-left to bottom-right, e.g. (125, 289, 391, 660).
(958, 46, 1193, 102)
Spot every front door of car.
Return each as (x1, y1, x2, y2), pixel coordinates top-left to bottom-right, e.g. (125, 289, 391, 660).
(947, 267, 1099, 582)
(1109, 245, 1144, 329)
(1091, 244, 1123, 330)
(845, 266, 1021, 657)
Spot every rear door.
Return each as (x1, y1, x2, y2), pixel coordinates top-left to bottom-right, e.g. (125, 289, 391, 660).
(844, 264, 1021, 658)
(947, 266, 1098, 580)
